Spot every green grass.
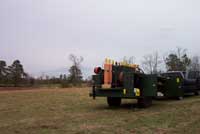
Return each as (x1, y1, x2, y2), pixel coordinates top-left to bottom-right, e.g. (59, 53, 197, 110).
(0, 88, 200, 134)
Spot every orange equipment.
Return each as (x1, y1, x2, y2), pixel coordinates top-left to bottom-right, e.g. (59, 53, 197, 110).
(102, 58, 112, 88)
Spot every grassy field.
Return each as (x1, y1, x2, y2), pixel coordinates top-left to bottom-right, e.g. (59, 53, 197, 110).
(0, 87, 200, 134)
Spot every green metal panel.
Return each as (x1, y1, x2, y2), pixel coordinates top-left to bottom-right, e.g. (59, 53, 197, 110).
(94, 88, 137, 98)
(112, 65, 122, 87)
(123, 72, 135, 96)
(95, 88, 124, 97)
(92, 74, 103, 88)
(163, 77, 183, 97)
(139, 74, 157, 97)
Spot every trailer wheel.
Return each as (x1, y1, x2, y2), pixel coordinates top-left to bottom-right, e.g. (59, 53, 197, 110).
(107, 97, 121, 107)
(137, 97, 152, 108)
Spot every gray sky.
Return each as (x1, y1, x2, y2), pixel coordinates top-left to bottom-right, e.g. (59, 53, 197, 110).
(1, 0, 200, 77)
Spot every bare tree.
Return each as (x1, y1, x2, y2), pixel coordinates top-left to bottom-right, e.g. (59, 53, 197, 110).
(142, 52, 162, 74)
(177, 47, 187, 59)
(123, 56, 136, 64)
(189, 56, 200, 71)
(68, 54, 84, 85)
(69, 54, 83, 67)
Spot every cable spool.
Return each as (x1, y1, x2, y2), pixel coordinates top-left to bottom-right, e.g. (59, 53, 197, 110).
(94, 67, 102, 74)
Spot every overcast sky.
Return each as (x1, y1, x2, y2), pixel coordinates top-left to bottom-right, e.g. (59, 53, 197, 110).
(1, 0, 200, 77)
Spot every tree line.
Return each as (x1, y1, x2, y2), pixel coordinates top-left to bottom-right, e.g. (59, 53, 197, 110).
(1, 47, 200, 87)
(0, 54, 86, 87)
(141, 47, 200, 74)
(0, 60, 28, 87)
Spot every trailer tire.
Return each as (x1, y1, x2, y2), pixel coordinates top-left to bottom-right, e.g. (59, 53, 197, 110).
(107, 97, 121, 107)
(137, 97, 152, 108)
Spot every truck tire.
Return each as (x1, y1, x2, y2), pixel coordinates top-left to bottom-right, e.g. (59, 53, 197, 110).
(177, 96, 183, 100)
(107, 97, 121, 107)
(137, 97, 152, 108)
(194, 91, 200, 95)
(195, 78, 200, 95)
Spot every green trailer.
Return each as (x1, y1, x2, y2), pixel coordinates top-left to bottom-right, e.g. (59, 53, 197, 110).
(158, 71, 200, 99)
(157, 76, 183, 99)
(90, 60, 158, 108)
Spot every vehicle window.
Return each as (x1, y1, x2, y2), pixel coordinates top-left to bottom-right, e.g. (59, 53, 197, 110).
(188, 71, 198, 79)
(162, 73, 182, 78)
(183, 72, 186, 77)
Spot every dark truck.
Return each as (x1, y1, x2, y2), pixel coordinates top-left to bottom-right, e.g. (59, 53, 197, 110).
(158, 71, 200, 100)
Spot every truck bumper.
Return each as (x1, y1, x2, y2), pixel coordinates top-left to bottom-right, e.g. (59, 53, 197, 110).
(90, 86, 141, 99)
